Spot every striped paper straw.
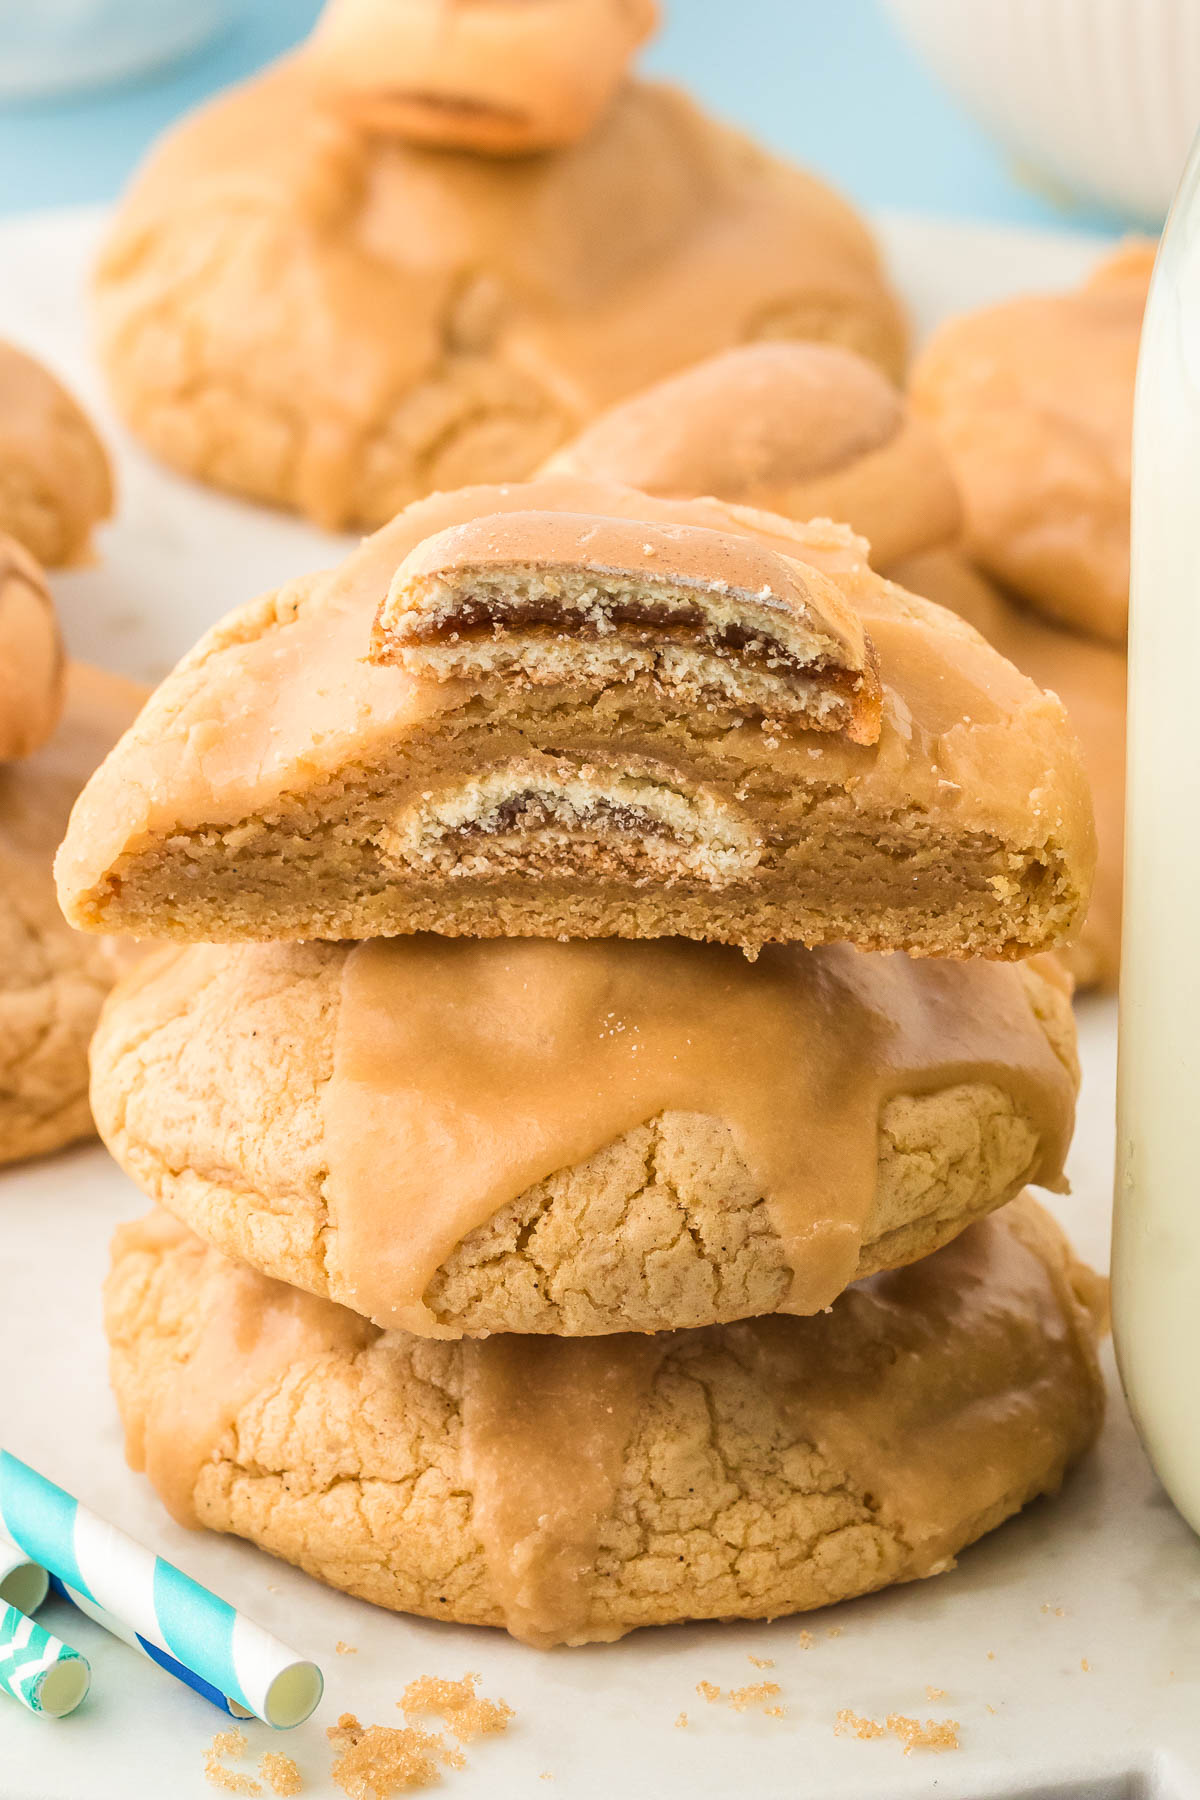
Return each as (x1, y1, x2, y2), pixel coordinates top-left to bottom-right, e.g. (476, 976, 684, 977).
(0, 1536, 48, 1616)
(0, 1452, 322, 1729)
(0, 1602, 90, 1718)
(48, 1577, 253, 1719)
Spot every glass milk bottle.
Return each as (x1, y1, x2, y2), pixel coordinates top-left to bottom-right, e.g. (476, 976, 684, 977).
(1115, 136, 1200, 1528)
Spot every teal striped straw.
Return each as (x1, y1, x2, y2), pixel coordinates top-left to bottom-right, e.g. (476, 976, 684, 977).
(0, 1601, 90, 1718)
(0, 1451, 322, 1729)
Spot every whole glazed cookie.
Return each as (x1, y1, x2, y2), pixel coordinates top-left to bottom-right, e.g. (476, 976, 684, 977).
(105, 1197, 1106, 1647)
(909, 242, 1153, 645)
(0, 532, 64, 761)
(543, 340, 962, 569)
(93, 4, 906, 530)
(544, 345, 1119, 991)
(0, 341, 113, 568)
(56, 477, 1097, 961)
(0, 662, 144, 1164)
(91, 934, 1078, 1336)
(892, 549, 1125, 992)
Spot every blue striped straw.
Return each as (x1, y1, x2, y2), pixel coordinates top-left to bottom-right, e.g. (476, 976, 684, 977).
(0, 1601, 90, 1718)
(0, 1537, 48, 1616)
(0, 1452, 322, 1729)
(48, 1577, 254, 1719)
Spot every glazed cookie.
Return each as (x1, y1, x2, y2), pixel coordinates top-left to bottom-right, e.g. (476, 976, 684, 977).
(56, 477, 1096, 960)
(909, 243, 1152, 645)
(0, 341, 113, 567)
(105, 1196, 1106, 1647)
(544, 341, 961, 569)
(893, 549, 1125, 992)
(94, 7, 905, 529)
(0, 662, 144, 1163)
(0, 532, 64, 761)
(91, 934, 1078, 1336)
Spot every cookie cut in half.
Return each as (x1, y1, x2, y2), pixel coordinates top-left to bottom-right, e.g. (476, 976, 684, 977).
(56, 478, 1095, 958)
(373, 510, 882, 741)
(91, 934, 1078, 1337)
(105, 1196, 1106, 1647)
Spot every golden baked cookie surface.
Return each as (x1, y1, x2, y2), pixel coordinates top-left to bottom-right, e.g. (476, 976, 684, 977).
(104, 1196, 1105, 1646)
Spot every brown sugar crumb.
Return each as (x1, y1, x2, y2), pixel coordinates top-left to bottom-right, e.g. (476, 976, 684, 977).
(835, 1711, 959, 1755)
(747, 1655, 774, 1670)
(327, 1712, 463, 1798)
(696, 1682, 722, 1705)
(259, 1753, 303, 1797)
(399, 1672, 513, 1744)
(204, 1729, 262, 1796)
(797, 1631, 814, 1650)
(886, 1714, 960, 1756)
(836, 1710, 886, 1741)
(727, 1683, 783, 1714)
(674, 1713, 688, 1730)
(925, 1686, 947, 1701)
(336, 1642, 358, 1656)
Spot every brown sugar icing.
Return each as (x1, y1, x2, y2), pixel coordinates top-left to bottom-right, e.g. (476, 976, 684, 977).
(461, 1333, 667, 1646)
(55, 475, 1094, 921)
(320, 935, 1075, 1336)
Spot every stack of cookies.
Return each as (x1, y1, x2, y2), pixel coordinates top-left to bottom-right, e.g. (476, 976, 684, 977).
(58, 476, 1107, 1647)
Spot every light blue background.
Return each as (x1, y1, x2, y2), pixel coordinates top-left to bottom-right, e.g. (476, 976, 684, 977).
(0, 0, 1129, 231)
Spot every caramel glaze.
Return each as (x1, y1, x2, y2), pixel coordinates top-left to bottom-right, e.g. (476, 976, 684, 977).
(320, 935, 1075, 1337)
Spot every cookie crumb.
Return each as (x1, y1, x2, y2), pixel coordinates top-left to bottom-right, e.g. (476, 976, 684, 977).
(260, 1753, 303, 1797)
(826, 1627, 843, 1639)
(925, 1686, 946, 1701)
(835, 1711, 959, 1754)
(1040, 1604, 1067, 1618)
(797, 1630, 814, 1650)
(674, 1713, 688, 1729)
(696, 1682, 721, 1705)
(1081, 1658, 1091, 1673)
(986, 1651, 995, 1661)
(204, 1730, 262, 1796)
(835, 1709, 886, 1741)
(727, 1683, 782, 1714)
(886, 1714, 960, 1756)
(539, 1774, 553, 1783)
(986, 1704, 998, 1716)
(327, 1712, 463, 1797)
(399, 1672, 513, 1744)
(747, 1655, 774, 1670)
(336, 1642, 358, 1656)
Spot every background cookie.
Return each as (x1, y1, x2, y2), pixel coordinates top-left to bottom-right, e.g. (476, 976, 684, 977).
(893, 550, 1124, 992)
(909, 243, 1151, 645)
(0, 340, 113, 568)
(105, 1197, 1106, 1647)
(0, 531, 64, 761)
(94, 10, 905, 529)
(0, 662, 144, 1163)
(543, 341, 960, 569)
(91, 937, 1078, 1336)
